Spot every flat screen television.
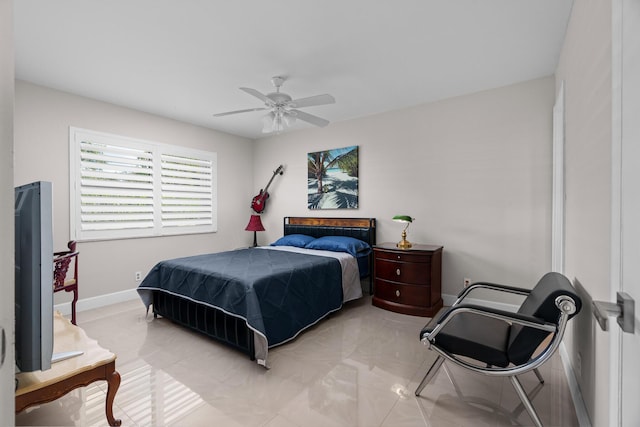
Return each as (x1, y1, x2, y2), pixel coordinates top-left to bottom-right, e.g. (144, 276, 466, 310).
(14, 181, 54, 372)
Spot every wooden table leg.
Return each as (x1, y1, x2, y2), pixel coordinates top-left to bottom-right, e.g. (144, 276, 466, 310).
(105, 368, 122, 426)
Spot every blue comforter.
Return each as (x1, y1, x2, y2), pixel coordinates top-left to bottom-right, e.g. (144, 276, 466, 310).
(137, 247, 342, 347)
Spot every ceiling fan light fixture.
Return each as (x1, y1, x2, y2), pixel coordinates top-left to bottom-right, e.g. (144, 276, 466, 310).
(261, 111, 287, 134)
(261, 112, 275, 133)
(273, 113, 284, 133)
(283, 112, 296, 127)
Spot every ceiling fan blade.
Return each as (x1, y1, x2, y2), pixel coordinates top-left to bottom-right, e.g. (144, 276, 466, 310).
(240, 87, 275, 106)
(213, 107, 268, 117)
(290, 109, 330, 127)
(288, 94, 335, 108)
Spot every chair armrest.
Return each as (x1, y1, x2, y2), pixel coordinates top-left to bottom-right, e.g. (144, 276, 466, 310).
(453, 282, 531, 306)
(424, 304, 557, 342)
(54, 241, 77, 257)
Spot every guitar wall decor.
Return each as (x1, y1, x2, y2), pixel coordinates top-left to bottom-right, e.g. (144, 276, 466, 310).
(251, 165, 284, 213)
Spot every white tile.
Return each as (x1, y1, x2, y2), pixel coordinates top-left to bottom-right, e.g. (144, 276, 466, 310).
(17, 296, 580, 427)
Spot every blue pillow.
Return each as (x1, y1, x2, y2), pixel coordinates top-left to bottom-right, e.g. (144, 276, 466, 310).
(305, 236, 371, 257)
(270, 234, 316, 248)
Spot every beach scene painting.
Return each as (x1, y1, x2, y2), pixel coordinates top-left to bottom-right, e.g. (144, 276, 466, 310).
(308, 145, 359, 209)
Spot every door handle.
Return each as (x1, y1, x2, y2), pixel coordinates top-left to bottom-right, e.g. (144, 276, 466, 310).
(592, 291, 635, 333)
(0, 327, 5, 368)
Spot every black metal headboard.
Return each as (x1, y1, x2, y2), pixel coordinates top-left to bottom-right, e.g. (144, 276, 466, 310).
(283, 217, 376, 294)
(283, 217, 376, 247)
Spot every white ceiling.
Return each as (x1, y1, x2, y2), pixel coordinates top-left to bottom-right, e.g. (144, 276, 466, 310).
(14, 1, 573, 140)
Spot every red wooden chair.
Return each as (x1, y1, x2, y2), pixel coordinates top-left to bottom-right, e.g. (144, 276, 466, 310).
(53, 241, 79, 325)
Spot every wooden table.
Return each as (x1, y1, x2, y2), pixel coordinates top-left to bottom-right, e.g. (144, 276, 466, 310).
(15, 312, 121, 426)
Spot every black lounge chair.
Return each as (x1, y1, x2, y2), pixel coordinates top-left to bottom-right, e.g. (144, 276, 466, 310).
(415, 272, 582, 427)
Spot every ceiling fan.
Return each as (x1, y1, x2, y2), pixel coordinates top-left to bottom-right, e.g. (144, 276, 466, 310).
(213, 76, 335, 133)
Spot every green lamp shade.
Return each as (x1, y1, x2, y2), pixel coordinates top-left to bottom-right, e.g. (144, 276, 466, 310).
(393, 215, 413, 249)
(393, 215, 413, 223)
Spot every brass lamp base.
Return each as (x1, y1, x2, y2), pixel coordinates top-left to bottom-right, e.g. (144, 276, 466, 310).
(396, 230, 412, 249)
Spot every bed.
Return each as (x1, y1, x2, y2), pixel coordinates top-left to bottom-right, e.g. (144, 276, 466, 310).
(137, 217, 376, 367)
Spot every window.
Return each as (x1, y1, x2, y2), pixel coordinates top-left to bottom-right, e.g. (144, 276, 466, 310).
(70, 127, 217, 241)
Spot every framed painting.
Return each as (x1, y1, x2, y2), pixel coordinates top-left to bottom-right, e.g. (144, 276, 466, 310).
(307, 145, 358, 209)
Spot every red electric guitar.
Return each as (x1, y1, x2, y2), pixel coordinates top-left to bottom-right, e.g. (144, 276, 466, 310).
(251, 165, 284, 213)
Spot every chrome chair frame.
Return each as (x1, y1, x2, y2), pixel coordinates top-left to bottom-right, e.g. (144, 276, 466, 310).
(414, 279, 579, 427)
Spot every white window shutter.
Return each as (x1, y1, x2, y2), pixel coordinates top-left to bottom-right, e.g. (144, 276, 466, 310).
(70, 127, 217, 241)
(160, 150, 217, 234)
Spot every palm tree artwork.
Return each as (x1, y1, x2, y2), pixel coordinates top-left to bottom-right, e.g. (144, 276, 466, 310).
(307, 145, 358, 209)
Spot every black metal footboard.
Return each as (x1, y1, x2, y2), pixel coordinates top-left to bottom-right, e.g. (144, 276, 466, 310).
(152, 291, 255, 360)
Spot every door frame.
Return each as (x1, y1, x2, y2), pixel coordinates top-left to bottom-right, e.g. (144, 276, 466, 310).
(609, 0, 639, 425)
(0, 0, 14, 422)
(552, 81, 565, 274)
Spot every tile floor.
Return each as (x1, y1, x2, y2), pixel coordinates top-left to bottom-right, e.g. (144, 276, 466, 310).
(16, 295, 580, 426)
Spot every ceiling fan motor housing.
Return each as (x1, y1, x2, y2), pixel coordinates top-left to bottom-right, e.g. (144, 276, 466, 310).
(267, 92, 292, 106)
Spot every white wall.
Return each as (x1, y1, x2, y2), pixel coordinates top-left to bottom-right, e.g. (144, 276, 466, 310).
(14, 77, 556, 307)
(0, 0, 14, 422)
(14, 81, 255, 302)
(13, 76, 557, 306)
(254, 77, 555, 301)
(555, 1, 613, 425)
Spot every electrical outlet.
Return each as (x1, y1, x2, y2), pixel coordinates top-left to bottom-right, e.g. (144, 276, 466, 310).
(135, 271, 142, 282)
(463, 278, 471, 287)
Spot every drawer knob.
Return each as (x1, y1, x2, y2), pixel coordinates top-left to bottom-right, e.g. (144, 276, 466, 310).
(395, 289, 400, 297)
(397, 255, 401, 259)
(396, 268, 401, 276)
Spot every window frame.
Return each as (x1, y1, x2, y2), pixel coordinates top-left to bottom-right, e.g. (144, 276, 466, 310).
(69, 127, 217, 242)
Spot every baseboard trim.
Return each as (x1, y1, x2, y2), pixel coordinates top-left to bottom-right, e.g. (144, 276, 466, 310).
(54, 288, 139, 316)
(560, 344, 592, 427)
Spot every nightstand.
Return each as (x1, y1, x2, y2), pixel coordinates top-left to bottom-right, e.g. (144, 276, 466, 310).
(372, 243, 443, 316)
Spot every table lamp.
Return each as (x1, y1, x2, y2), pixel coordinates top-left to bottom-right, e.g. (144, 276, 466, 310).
(393, 215, 413, 249)
(245, 214, 265, 247)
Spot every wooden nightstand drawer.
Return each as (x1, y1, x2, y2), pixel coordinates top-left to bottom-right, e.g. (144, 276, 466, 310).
(374, 258, 429, 285)
(375, 250, 430, 264)
(373, 280, 430, 307)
